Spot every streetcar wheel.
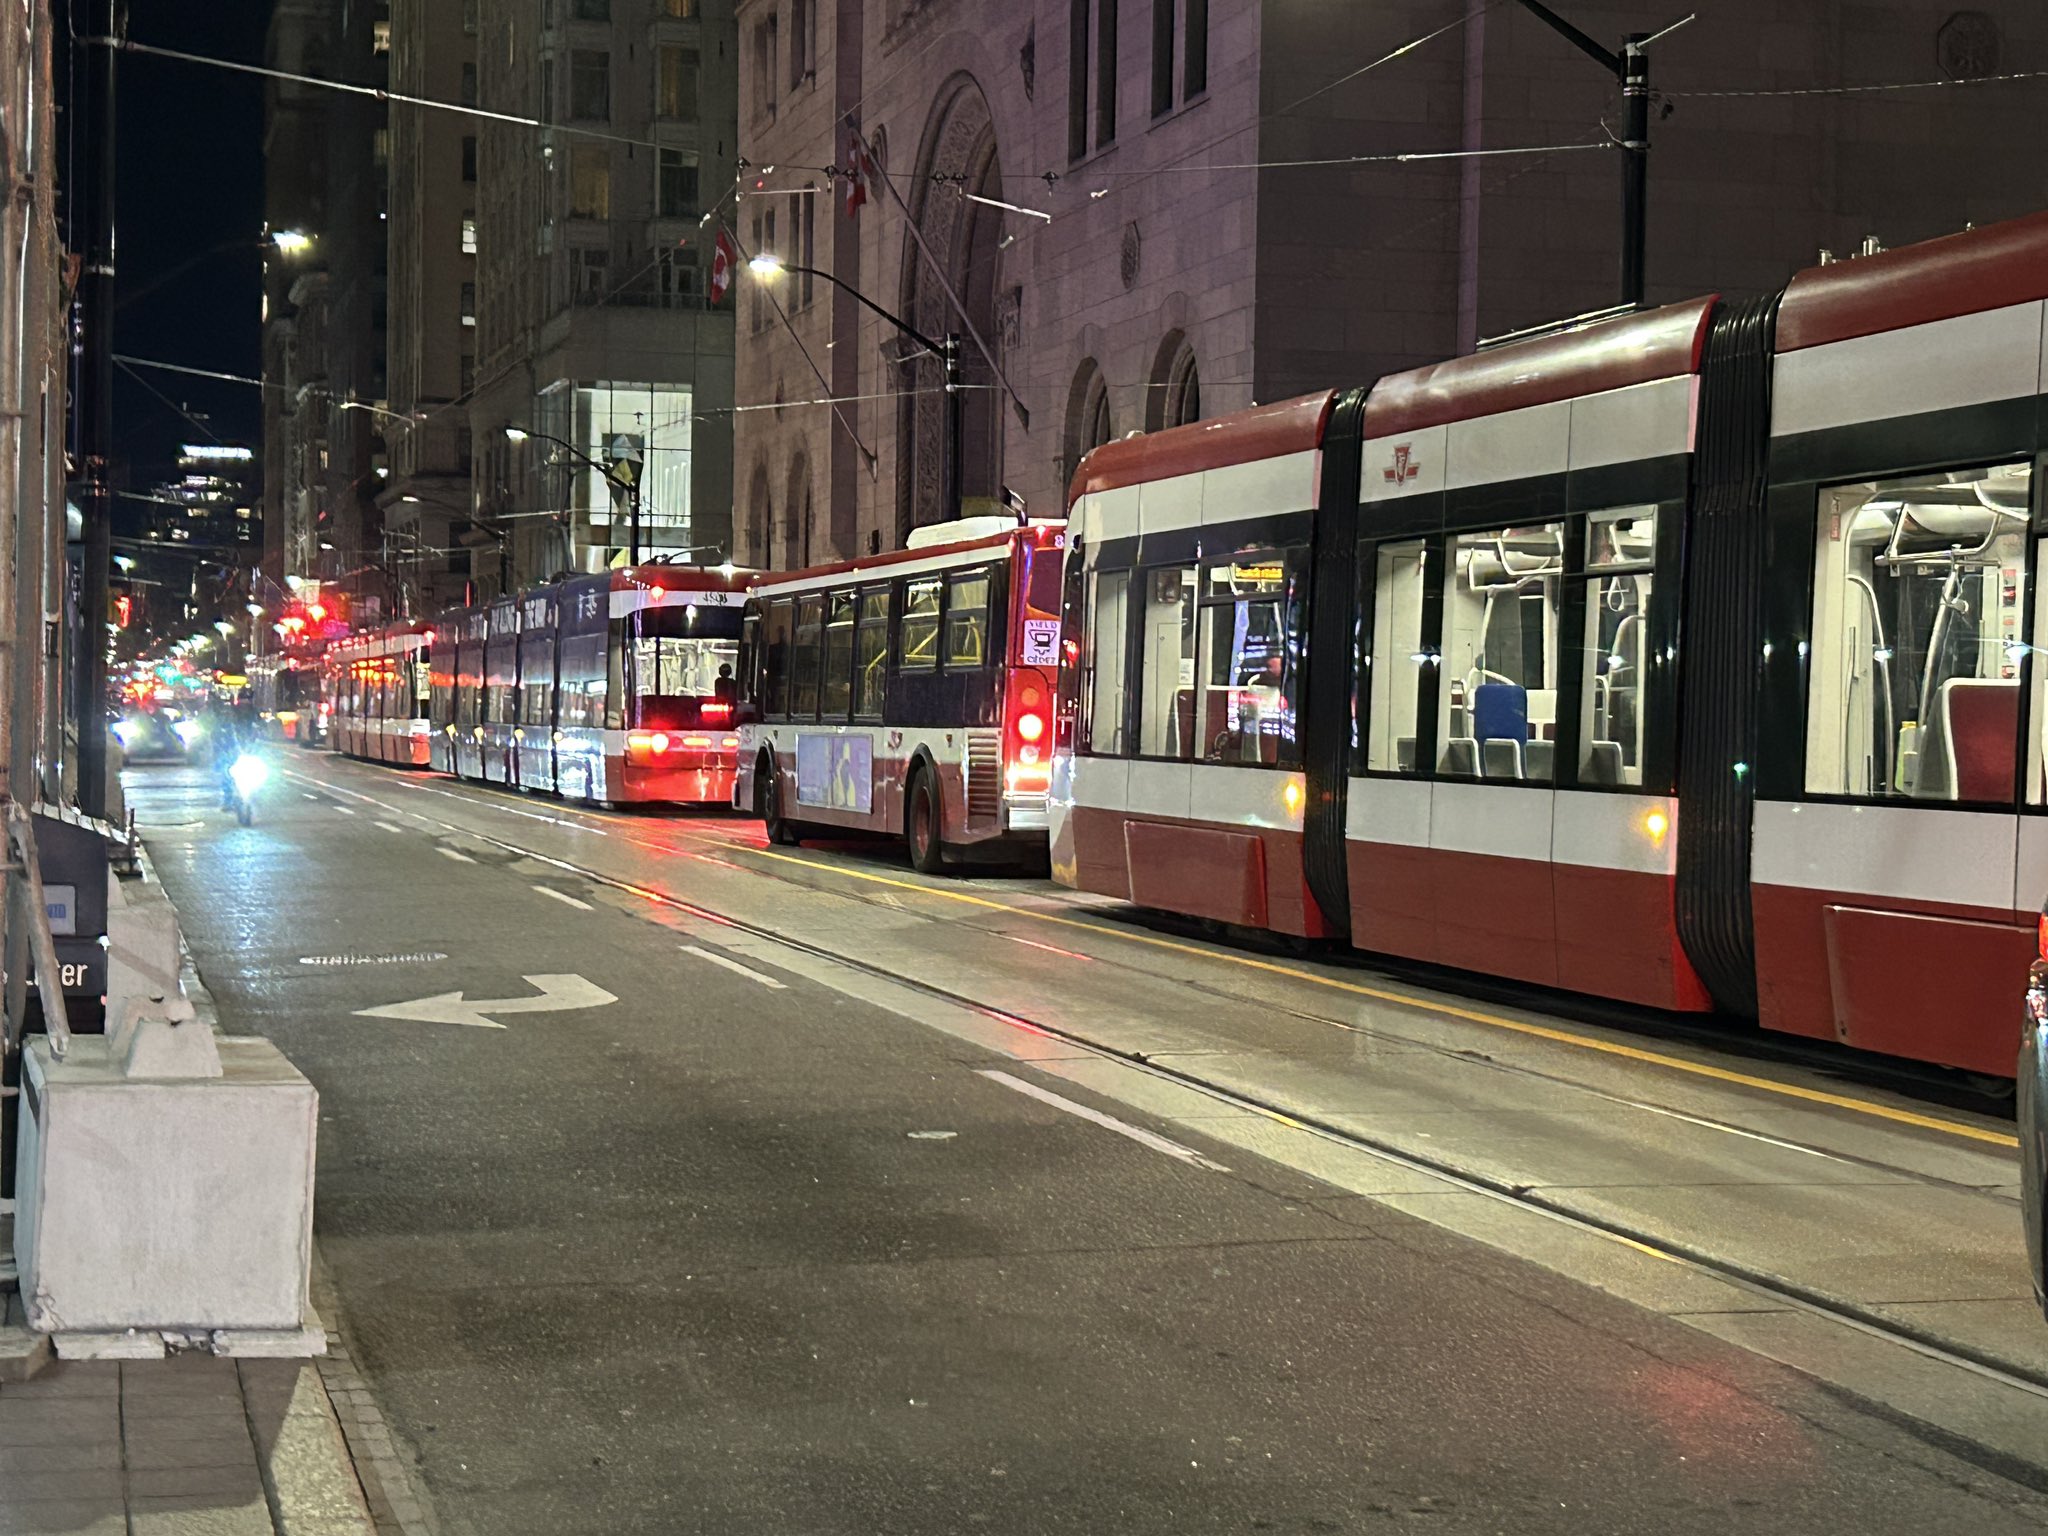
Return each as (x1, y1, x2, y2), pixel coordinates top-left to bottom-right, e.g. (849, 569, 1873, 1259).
(906, 769, 946, 875)
(760, 758, 800, 846)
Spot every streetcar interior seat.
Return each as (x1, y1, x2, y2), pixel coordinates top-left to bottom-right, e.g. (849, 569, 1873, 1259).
(1918, 677, 2019, 803)
(1482, 739, 1524, 780)
(1524, 740, 1555, 782)
(1441, 737, 1480, 776)
(1582, 741, 1623, 786)
(1396, 736, 1417, 773)
(1474, 683, 1529, 780)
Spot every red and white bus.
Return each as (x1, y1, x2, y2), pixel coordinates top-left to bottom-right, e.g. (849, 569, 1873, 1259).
(1053, 208, 2048, 1079)
(322, 624, 434, 766)
(735, 517, 1065, 871)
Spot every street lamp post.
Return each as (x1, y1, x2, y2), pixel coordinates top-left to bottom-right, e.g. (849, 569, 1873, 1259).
(748, 255, 964, 524)
(503, 426, 643, 567)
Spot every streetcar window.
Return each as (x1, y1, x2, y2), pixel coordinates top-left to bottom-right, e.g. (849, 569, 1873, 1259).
(899, 578, 941, 672)
(944, 569, 992, 669)
(1578, 509, 1657, 787)
(1197, 552, 1300, 767)
(822, 591, 856, 718)
(1137, 565, 1198, 760)
(1365, 539, 1428, 774)
(763, 598, 793, 717)
(520, 638, 554, 725)
(1806, 463, 2028, 804)
(1438, 524, 1564, 782)
(855, 589, 889, 719)
(1083, 569, 1130, 756)
(791, 594, 823, 718)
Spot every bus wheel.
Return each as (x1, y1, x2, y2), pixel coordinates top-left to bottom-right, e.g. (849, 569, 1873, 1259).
(760, 757, 800, 846)
(906, 768, 946, 875)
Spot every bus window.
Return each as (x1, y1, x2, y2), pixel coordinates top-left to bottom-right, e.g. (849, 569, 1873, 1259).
(1365, 540, 1429, 774)
(1138, 566, 1198, 760)
(1578, 508, 1657, 787)
(900, 578, 940, 672)
(792, 595, 824, 718)
(855, 589, 889, 718)
(945, 570, 991, 669)
(1808, 463, 2029, 803)
(1083, 569, 1129, 755)
(1438, 525, 1563, 782)
(764, 598, 793, 717)
(630, 605, 743, 727)
(822, 592, 856, 719)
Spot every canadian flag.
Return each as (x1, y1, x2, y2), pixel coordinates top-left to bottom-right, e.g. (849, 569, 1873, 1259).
(709, 226, 738, 304)
(843, 130, 875, 219)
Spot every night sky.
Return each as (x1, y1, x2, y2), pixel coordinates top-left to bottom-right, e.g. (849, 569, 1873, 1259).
(99, 0, 271, 478)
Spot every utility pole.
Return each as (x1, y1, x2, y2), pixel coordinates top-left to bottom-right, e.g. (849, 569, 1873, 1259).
(628, 481, 641, 567)
(941, 334, 963, 521)
(1511, 4, 1689, 309)
(73, 0, 124, 817)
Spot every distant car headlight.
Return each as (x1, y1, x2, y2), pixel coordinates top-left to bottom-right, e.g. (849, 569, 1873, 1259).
(229, 754, 270, 798)
(174, 719, 203, 746)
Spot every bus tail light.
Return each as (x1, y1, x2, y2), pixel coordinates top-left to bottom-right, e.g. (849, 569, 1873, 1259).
(1003, 667, 1054, 795)
(627, 730, 673, 759)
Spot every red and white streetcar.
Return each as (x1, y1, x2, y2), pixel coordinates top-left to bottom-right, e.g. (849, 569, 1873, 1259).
(735, 516, 1065, 870)
(1053, 208, 2048, 1078)
(323, 624, 433, 766)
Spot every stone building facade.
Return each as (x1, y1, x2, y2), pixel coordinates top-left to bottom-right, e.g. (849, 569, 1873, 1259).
(380, 0, 480, 616)
(466, 0, 741, 597)
(732, 0, 2048, 570)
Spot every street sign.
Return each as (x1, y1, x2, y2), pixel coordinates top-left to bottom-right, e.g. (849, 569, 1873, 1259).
(352, 973, 618, 1029)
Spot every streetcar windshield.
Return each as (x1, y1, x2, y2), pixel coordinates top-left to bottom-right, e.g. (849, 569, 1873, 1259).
(630, 603, 742, 728)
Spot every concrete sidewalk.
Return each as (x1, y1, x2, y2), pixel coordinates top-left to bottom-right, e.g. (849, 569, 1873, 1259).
(0, 1346, 377, 1536)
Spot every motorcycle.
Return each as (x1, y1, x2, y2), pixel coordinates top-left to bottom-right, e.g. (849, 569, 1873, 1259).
(226, 752, 270, 827)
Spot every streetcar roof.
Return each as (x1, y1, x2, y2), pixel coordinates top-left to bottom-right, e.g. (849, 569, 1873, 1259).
(1777, 206, 2048, 353)
(750, 521, 1062, 597)
(1066, 392, 1336, 504)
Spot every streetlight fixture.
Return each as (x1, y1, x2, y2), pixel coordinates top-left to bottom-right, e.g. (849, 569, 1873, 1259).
(747, 255, 963, 523)
(502, 424, 648, 565)
(270, 229, 313, 255)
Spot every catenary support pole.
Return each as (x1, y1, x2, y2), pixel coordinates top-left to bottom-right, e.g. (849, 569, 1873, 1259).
(1620, 34, 1649, 308)
(74, 0, 123, 818)
(942, 335, 964, 521)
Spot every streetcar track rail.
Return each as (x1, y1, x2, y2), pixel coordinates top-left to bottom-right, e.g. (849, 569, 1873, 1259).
(283, 762, 2048, 1410)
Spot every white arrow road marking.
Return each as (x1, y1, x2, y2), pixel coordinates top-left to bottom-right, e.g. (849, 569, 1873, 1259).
(975, 1069, 1231, 1173)
(534, 885, 594, 911)
(678, 944, 787, 990)
(353, 973, 618, 1029)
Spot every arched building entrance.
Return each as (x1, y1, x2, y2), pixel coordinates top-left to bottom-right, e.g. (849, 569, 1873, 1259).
(895, 74, 1005, 545)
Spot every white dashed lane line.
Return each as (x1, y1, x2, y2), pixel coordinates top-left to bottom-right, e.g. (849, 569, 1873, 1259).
(975, 1069, 1231, 1173)
(534, 885, 594, 911)
(437, 847, 477, 864)
(678, 944, 787, 990)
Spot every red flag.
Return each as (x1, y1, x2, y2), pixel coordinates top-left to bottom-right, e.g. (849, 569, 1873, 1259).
(843, 131, 872, 219)
(709, 226, 738, 304)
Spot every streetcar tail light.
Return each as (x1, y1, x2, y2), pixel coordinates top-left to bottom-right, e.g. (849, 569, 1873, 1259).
(2038, 909, 2048, 964)
(700, 700, 734, 723)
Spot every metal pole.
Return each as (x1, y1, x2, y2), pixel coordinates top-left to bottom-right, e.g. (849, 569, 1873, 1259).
(74, 0, 122, 818)
(942, 334, 963, 521)
(1620, 34, 1649, 308)
(629, 482, 641, 566)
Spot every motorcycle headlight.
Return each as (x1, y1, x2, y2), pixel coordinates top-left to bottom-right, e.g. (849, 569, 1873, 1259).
(174, 719, 203, 746)
(229, 754, 270, 797)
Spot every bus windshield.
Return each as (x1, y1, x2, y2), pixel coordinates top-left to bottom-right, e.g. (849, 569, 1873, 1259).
(630, 604, 743, 728)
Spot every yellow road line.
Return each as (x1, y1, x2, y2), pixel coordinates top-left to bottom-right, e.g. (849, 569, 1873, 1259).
(740, 846, 2020, 1149)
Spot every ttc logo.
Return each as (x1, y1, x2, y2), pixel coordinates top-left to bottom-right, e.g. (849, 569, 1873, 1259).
(1384, 444, 1421, 485)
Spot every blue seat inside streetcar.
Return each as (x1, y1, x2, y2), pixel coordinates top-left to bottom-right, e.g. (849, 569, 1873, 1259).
(1474, 683, 1529, 779)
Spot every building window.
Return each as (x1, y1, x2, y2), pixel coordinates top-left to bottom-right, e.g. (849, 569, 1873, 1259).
(461, 62, 478, 105)
(1184, 0, 1206, 97)
(461, 136, 477, 182)
(1151, 0, 1174, 116)
(461, 282, 477, 326)
(658, 148, 699, 219)
(657, 45, 699, 118)
(662, 0, 696, 14)
(801, 194, 815, 306)
(461, 214, 477, 255)
(753, 18, 778, 120)
(1070, 0, 1118, 158)
(569, 145, 610, 218)
(372, 18, 390, 52)
(1146, 333, 1201, 431)
(570, 49, 610, 121)
(576, 247, 609, 300)
(373, 127, 390, 169)
(463, 0, 478, 34)
(573, 0, 608, 19)
(790, 0, 815, 88)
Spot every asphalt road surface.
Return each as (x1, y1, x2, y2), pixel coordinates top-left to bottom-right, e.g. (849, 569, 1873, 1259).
(128, 759, 2048, 1536)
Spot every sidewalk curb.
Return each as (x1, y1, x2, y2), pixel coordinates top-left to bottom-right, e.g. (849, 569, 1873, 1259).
(249, 1347, 379, 1536)
(310, 1253, 438, 1536)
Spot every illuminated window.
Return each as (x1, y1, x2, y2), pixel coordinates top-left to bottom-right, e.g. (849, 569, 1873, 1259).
(657, 46, 699, 118)
(461, 215, 476, 255)
(568, 145, 610, 218)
